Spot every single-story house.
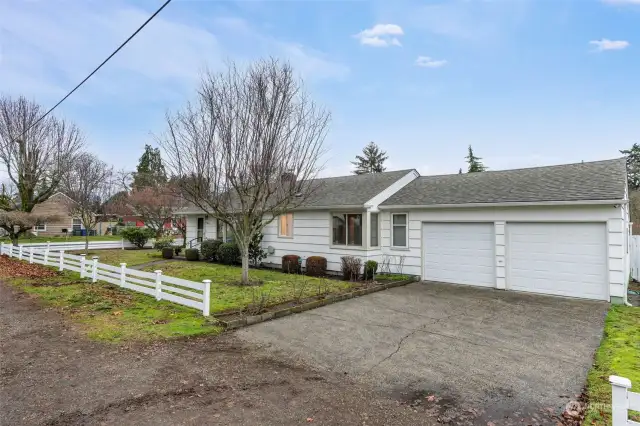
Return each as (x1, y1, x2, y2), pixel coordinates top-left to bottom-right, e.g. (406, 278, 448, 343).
(30, 192, 85, 236)
(182, 158, 629, 304)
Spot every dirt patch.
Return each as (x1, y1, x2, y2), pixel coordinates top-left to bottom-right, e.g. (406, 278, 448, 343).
(0, 254, 59, 279)
(0, 279, 434, 426)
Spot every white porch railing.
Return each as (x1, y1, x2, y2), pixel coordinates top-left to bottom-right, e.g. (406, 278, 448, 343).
(1, 242, 210, 316)
(610, 376, 640, 426)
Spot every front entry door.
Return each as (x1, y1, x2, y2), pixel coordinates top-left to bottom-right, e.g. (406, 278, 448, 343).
(197, 217, 204, 242)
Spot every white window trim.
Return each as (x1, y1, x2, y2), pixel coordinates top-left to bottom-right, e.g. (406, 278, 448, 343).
(370, 212, 379, 247)
(34, 223, 47, 231)
(71, 218, 83, 230)
(278, 213, 294, 239)
(331, 212, 364, 247)
(391, 213, 409, 248)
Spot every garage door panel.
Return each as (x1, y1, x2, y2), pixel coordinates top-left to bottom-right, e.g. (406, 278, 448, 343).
(423, 223, 494, 287)
(507, 223, 607, 300)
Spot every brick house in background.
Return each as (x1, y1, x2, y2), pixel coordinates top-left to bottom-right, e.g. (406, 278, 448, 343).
(30, 192, 83, 236)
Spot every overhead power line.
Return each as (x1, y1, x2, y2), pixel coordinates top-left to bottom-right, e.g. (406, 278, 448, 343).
(15, 0, 173, 140)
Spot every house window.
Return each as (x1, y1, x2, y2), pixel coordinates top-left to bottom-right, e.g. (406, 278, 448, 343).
(392, 213, 407, 247)
(332, 213, 362, 246)
(72, 218, 82, 231)
(216, 219, 224, 240)
(279, 213, 294, 238)
(34, 223, 46, 231)
(370, 213, 378, 247)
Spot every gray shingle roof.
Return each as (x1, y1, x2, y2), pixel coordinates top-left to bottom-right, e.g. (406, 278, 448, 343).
(381, 159, 626, 207)
(302, 169, 415, 208)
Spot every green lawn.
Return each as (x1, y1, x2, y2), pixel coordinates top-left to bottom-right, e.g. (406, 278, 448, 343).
(71, 249, 162, 267)
(1, 235, 123, 244)
(584, 306, 640, 425)
(143, 261, 359, 314)
(4, 272, 220, 342)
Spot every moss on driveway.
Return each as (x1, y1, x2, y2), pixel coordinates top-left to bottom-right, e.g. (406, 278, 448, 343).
(584, 305, 640, 425)
(144, 261, 359, 314)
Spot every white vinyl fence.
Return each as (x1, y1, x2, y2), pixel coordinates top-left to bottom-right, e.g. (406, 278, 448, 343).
(6, 239, 183, 252)
(1, 243, 210, 316)
(610, 376, 640, 426)
(630, 236, 640, 281)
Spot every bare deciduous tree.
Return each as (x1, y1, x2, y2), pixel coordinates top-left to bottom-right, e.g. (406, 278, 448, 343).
(62, 153, 114, 251)
(0, 96, 84, 242)
(158, 58, 329, 285)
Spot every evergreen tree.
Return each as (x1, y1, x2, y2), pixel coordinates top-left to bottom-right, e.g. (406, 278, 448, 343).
(465, 145, 487, 173)
(132, 144, 167, 189)
(458, 168, 462, 174)
(620, 143, 640, 190)
(351, 142, 389, 175)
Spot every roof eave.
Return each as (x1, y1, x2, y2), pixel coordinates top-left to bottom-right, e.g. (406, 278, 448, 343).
(379, 199, 627, 210)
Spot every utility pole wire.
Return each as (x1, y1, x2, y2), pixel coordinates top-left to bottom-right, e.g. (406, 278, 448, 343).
(14, 0, 173, 141)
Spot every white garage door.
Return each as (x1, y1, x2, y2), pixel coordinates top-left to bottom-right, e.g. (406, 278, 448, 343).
(422, 223, 495, 287)
(507, 223, 608, 300)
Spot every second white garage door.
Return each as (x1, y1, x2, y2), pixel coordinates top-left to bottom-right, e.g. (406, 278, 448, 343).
(507, 223, 608, 300)
(422, 222, 495, 287)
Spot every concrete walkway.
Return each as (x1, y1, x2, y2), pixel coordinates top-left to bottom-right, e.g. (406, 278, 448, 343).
(237, 281, 608, 423)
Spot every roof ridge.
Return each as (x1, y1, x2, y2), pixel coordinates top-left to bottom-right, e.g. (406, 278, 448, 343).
(313, 169, 416, 181)
(417, 158, 624, 179)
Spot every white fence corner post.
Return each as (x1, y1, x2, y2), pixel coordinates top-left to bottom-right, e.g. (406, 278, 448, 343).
(18, 245, 23, 260)
(610, 375, 631, 426)
(202, 279, 211, 316)
(154, 270, 163, 301)
(79, 254, 86, 278)
(0, 242, 4, 255)
(28, 248, 33, 264)
(59, 250, 64, 272)
(91, 256, 98, 283)
(120, 263, 127, 286)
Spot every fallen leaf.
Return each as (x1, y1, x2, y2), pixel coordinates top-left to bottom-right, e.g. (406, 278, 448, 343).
(113, 311, 123, 316)
(426, 395, 436, 402)
(306, 418, 314, 422)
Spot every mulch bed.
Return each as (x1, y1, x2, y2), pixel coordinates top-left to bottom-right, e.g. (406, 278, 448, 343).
(0, 255, 59, 279)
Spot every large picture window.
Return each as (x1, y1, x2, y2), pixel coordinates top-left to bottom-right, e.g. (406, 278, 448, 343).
(392, 213, 407, 247)
(72, 218, 82, 231)
(34, 223, 46, 231)
(279, 213, 294, 237)
(332, 213, 362, 246)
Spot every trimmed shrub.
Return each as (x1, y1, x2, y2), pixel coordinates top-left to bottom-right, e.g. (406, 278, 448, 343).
(120, 227, 156, 249)
(363, 260, 378, 281)
(218, 242, 240, 265)
(341, 256, 362, 281)
(161, 247, 174, 259)
(282, 254, 301, 274)
(185, 248, 199, 261)
(249, 232, 267, 266)
(153, 236, 174, 251)
(306, 256, 327, 277)
(200, 239, 223, 261)
(173, 245, 183, 256)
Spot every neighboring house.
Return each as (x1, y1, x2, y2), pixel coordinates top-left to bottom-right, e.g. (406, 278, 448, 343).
(181, 158, 629, 304)
(30, 192, 84, 236)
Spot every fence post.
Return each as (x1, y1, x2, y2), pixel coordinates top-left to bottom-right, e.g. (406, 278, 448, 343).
(59, 250, 64, 272)
(610, 375, 631, 426)
(80, 254, 86, 278)
(154, 270, 163, 301)
(18, 245, 23, 260)
(8, 243, 12, 257)
(121, 238, 125, 250)
(91, 256, 98, 283)
(202, 279, 211, 316)
(28, 248, 33, 263)
(44, 245, 49, 265)
(120, 263, 126, 286)
(0, 242, 4, 256)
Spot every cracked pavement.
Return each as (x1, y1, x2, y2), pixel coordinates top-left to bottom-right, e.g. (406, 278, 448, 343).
(237, 281, 608, 423)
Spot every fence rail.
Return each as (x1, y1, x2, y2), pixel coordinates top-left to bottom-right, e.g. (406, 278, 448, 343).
(631, 236, 640, 281)
(0, 242, 210, 316)
(1, 238, 185, 253)
(611, 376, 640, 426)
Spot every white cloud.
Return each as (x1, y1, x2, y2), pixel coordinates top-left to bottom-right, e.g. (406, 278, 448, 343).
(415, 56, 448, 68)
(589, 39, 630, 51)
(354, 24, 404, 47)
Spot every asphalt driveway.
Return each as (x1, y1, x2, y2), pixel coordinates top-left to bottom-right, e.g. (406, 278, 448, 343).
(237, 281, 608, 424)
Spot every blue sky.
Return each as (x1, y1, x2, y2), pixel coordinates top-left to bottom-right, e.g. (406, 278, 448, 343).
(1, 0, 638, 177)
